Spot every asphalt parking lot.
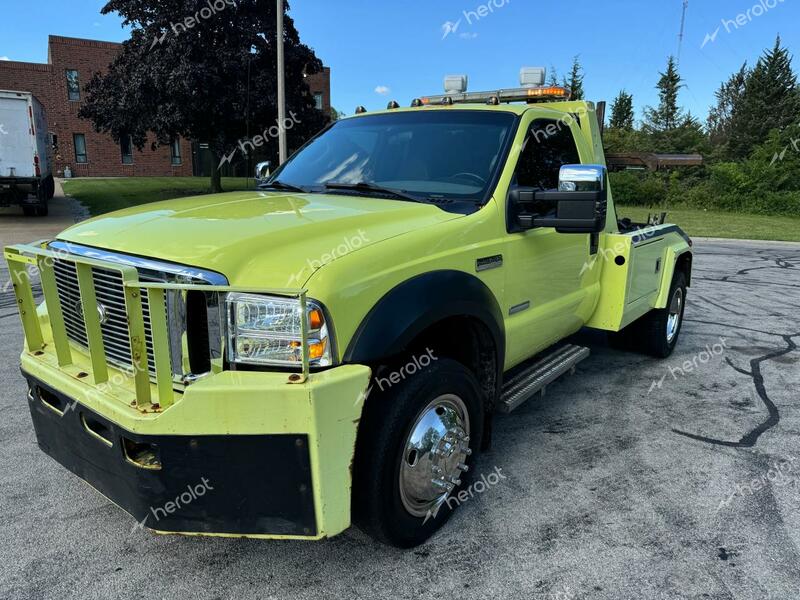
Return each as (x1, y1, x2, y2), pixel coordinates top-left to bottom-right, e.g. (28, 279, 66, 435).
(1, 218, 798, 598)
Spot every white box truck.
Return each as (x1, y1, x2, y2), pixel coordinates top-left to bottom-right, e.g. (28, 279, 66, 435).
(0, 90, 55, 216)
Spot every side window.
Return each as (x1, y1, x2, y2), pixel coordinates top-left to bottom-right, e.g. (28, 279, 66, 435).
(120, 135, 134, 164)
(66, 70, 80, 101)
(73, 134, 88, 164)
(514, 119, 581, 190)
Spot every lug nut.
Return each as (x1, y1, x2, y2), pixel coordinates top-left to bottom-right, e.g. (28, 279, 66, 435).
(457, 463, 469, 472)
(450, 477, 462, 486)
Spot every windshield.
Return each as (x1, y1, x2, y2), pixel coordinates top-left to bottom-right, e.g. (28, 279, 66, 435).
(269, 110, 518, 205)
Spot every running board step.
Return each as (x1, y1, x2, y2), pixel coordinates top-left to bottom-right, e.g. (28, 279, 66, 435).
(498, 344, 590, 414)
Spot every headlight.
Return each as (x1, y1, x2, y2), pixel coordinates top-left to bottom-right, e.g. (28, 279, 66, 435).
(226, 293, 333, 367)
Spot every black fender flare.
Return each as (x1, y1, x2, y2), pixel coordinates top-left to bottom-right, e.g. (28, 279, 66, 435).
(343, 270, 505, 373)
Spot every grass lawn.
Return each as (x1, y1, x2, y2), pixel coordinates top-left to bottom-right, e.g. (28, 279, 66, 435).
(62, 178, 800, 243)
(62, 177, 255, 216)
(617, 205, 800, 243)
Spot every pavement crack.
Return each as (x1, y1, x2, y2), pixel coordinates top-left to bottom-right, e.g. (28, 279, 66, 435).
(693, 295, 747, 317)
(672, 333, 799, 449)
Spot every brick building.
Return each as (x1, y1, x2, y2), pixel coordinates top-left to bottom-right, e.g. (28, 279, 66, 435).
(0, 35, 331, 178)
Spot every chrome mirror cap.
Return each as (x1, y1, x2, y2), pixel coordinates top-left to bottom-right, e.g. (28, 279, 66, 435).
(558, 164, 607, 192)
(255, 161, 272, 182)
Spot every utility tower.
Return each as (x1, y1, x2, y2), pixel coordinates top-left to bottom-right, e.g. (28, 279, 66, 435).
(677, 0, 689, 66)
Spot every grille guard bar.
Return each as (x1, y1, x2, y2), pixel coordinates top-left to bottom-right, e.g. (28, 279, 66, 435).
(4, 243, 311, 411)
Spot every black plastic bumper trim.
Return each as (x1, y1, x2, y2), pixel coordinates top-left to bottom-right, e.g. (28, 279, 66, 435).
(23, 373, 317, 537)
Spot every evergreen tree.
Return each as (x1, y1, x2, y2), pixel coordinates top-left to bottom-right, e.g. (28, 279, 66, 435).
(548, 66, 559, 86)
(707, 63, 749, 148)
(563, 56, 584, 100)
(643, 56, 684, 133)
(728, 36, 800, 159)
(609, 90, 635, 130)
(640, 57, 706, 153)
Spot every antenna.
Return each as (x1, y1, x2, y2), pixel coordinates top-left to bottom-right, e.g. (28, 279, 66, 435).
(677, 0, 689, 66)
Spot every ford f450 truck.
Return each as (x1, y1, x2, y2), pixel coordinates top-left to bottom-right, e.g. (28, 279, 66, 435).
(5, 71, 692, 548)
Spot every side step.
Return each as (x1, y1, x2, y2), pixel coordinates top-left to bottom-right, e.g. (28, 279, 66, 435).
(498, 344, 590, 414)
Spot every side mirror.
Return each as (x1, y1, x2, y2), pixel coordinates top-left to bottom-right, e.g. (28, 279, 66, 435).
(508, 164, 608, 234)
(255, 161, 271, 182)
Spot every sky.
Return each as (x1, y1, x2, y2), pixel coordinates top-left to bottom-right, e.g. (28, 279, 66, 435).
(1, 0, 798, 122)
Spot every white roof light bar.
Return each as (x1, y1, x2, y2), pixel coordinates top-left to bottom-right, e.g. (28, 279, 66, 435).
(421, 85, 571, 106)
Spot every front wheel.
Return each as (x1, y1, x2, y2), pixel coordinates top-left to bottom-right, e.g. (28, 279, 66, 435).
(352, 357, 484, 548)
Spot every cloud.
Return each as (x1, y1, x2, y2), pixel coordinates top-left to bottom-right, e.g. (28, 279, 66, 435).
(374, 86, 391, 96)
(459, 32, 478, 40)
(0, 56, 10, 61)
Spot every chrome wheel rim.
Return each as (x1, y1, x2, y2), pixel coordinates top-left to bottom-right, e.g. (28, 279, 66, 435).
(399, 394, 471, 518)
(667, 287, 684, 343)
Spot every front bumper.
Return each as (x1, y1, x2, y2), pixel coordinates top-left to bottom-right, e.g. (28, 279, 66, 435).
(22, 355, 371, 540)
(6, 241, 372, 539)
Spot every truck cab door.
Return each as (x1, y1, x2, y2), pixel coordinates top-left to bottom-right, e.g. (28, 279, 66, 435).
(502, 114, 601, 368)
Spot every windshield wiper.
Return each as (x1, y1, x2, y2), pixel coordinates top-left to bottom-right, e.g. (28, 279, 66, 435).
(324, 181, 423, 203)
(258, 180, 309, 193)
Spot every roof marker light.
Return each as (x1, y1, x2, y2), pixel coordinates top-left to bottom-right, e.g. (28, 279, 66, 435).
(355, 106, 367, 114)
(387, 100, 400, 110)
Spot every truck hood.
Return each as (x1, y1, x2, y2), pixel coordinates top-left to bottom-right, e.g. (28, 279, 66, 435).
(58, 191, 462, 287)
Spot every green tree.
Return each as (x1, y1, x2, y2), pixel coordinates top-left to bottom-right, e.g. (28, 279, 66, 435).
(609, 90, 635, 130)
(728, 36, 800, 159)
(707, 63, 749, 150)
(548, 66, 559, 86)
(643, 56, 684, 133)
(563, 56, 584, 100)
(641, 56, 706, 153)
(79, 0, 329, 192)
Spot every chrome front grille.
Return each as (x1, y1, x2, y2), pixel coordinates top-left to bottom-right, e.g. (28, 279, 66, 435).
(53, 259, 164, 375)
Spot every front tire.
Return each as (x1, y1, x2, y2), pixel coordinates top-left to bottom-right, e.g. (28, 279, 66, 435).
(352, 357, 484, 548)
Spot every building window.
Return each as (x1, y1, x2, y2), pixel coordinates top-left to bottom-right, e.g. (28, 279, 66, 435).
(66, 70, 80, 101)
(313, 93, 323, 110)
(170, 138, 182, 165)
(73, 134, 88, 164)
(120, 135, 134, 164)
